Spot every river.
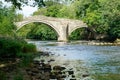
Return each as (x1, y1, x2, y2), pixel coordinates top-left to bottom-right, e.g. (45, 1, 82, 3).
(28, 40, 120, 80)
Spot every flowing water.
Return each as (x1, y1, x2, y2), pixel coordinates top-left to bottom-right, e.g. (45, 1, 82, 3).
(28, 40, 120, 80)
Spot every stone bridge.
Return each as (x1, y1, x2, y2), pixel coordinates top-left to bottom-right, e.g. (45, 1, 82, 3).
(15, 15, 87, 41)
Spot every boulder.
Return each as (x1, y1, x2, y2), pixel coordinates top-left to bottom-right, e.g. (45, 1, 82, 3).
(43, 64, 52, 72)
(53, 66, 66, 71)
(68, 70, 74, 75)
(82, 74, 89, 77)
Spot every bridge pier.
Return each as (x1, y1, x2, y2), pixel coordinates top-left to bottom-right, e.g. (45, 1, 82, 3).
(57, 26, 68, 42)
(58, 36, 68, 42)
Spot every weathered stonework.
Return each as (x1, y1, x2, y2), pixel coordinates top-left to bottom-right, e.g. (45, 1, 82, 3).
(15, 15, 87, 41)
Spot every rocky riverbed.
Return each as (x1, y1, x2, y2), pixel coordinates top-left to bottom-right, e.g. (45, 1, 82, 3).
(31, 52, 92, 80)
(0, 52, 91, 80)
(26, 52, 76, 80)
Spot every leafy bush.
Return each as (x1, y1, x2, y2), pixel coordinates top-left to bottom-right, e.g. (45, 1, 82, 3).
(0, 37, 36, 60)
(22, 43, 36, 53)
(0, 38, 22, 58)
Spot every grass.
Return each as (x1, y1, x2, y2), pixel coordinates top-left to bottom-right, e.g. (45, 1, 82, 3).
(92, 74, 120, 80)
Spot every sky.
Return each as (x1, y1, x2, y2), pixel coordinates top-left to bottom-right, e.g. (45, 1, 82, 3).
(17, 6, 38, 17)
(1, 0, 38, 17)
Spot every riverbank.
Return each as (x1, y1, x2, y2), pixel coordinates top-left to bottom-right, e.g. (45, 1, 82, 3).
(70, 40, 120, 46)
(87, 41, 120, 46)
(0, 51, 92, 80)
(26, 39, 120, 46)
(0, 52, 36, 80)
(0, 52, 78, 80)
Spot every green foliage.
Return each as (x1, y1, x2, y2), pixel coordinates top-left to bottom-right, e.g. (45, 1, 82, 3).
(0, 38, 23, 58)
(44, 0, 62, 7)
(69, 28, 88, 40)
(33, 8, 47, 15)
(0, 37, 36, 60)
(33, 1, 75, 19)
(17, 23, 35, 38)
(4, 0, 45, 9)
(58, 5, 76, 19)
(108, 13, 120, 40)
(17, 23, 57, 40)
(15, 13, 23, 22)
(74, 0, 108, 34)
(45, 4, 62, 17)
(22, 43, 36, 53)
(4, 0, 73, 9)
(72, 0, 120, 41)
(0, 5, 16, 37)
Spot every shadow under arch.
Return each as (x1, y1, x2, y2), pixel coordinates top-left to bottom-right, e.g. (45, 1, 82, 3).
(69, 26, 87, 36)
(69, 27, 88, 40)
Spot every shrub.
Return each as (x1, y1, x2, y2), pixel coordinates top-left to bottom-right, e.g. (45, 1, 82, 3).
(22, 43, 36, 53)
(0, 38, 22, 58)
(0, 37, 36, 60)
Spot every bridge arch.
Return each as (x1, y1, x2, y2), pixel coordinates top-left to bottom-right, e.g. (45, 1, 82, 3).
(16, 20, 60, 38)
(69, 26, 87, 36)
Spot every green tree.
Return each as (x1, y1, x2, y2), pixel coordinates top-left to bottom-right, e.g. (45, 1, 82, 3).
(15, 13, 23, 22)
(108, 13, 120, 41)
(69, 28, 88, 40)
(0, 4, 16, 37)
(58, 4, 76, 19)
(72, 0, 120, 41)
(33, 1, 63, 17)
(4, 0, 73, 9)
(45, 4, 62, 17)
(4, 0, 45, 9)
(33, 8, 47, 15)
(17, 23, 35, 38)
(26, 23, 57, 40)
(17, 23, 57, 40)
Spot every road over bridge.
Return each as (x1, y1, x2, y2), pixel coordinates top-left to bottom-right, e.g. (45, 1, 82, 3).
(15, 15, 87, 41)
